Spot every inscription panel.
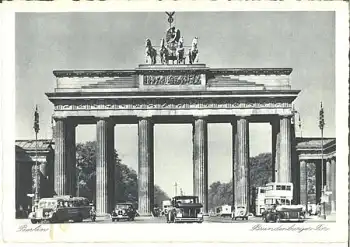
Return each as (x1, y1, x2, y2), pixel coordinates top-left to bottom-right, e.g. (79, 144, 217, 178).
(143, 74, 201, 85)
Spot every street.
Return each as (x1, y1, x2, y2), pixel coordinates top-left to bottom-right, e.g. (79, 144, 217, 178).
(17, 215, 335, 224)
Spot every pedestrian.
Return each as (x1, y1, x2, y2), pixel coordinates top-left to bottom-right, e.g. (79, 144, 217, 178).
(316, 203, 321, 216)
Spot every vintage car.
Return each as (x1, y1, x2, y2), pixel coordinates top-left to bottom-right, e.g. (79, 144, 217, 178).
(167, 196, 204, 223)
(262, 205, 305, 223)
(29, 196, 91, 224)
(231, 205, 249, 220)
(111, 203, 136, 222)
(161, 200, 172, 216)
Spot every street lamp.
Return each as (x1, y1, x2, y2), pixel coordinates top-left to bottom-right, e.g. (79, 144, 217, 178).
(33, 106, 40, 207)
(319, 102, 326, 220)
(174, 182, 178, 197)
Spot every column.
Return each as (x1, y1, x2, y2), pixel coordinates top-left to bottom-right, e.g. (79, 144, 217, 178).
(315, 161, 322, 204)
(192, 117, 208, 214)
(138, 117, 154, 216)
(271, 119, 280, 182)
(299, 160, 308, 208)
(54, 118, 68, 195)
(107, 122, 115, 213)
(278, 116, 292, 182)
(96, 118, 115, 216)
(66, 121, 76, 197)
(231, 122, 237, 207)
(39, 161, 48, 198)
(234, 117, 250, 210)
(331, 157, 336, 213)
(325, 159, 332, 213)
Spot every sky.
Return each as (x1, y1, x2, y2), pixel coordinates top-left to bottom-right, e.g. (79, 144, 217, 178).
(15, 12, 335, 197)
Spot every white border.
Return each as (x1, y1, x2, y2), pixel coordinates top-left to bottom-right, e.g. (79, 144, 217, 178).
(0, 2, 349, 244)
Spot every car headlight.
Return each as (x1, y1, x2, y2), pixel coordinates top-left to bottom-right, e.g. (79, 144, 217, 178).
(176, 213, 183, 218)
(197, 213, 203, 218)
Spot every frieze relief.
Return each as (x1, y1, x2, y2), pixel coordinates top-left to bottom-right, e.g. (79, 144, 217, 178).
(143, 74, 201, 85)
(55, 98, 291, 111)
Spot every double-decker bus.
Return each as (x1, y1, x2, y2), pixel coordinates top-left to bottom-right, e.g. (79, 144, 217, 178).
(264, 182, 293, 207)
(254, 182, 294, 216)
(254, 187, 267, 216)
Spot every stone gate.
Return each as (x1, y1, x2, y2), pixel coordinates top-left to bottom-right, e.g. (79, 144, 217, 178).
(46, 64, 300, 215)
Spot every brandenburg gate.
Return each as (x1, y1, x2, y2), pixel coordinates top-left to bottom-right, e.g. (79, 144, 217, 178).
(46, 63, 300, 215)
(46, 15, 300, 216)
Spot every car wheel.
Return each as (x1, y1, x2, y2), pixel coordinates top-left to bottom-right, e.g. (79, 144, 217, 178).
(112, 218, 115, 222)
(116, 219, 119, 222)
(31, 219, 37, 224)
(276, 215, 281, 223)
(264, 215, 269, 223)
(168, 213, 172, 223)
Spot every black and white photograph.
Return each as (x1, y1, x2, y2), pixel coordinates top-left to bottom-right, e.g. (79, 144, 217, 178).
(0, 2, 348, 244)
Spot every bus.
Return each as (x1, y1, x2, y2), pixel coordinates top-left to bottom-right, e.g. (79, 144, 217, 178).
(254, 187, 267, 216)
(254, 182, 294, 217)
(264, 182, 293, 208)
(29, 195, 92, 223)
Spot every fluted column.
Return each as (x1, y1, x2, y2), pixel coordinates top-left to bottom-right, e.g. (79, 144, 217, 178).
(107, 122, 115, 213)
(96, 118, 114, 216)
(234, 117, 250, 210)
(271, 119, 280, 182)
(278, 116, 292, 182)
(66, 121, 76, 197)
(331, 157, 336, 213)
(231, 122, 237, 207)
(54, 118, 68, 195)
(299, 160, 308, 208)
(192, 117, 208, 213)
(315, 161, 322, 204)
(138, 117, 154, 216)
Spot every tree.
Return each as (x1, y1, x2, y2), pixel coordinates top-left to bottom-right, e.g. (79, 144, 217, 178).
(208, 153, 272, 210)
(75, 141, 169, 208)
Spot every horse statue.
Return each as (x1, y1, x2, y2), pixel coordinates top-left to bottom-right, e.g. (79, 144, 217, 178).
(176, 37, 185, 64)
(145, 38, 157, 65)
(159, 38, 169, 65)
(189, 37, 199, 64)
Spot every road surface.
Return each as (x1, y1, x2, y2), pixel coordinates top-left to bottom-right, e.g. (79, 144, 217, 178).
(16, 215, 334, 224)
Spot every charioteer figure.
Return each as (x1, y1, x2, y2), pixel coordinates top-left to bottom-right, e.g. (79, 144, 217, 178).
(145, 12, 200, 65)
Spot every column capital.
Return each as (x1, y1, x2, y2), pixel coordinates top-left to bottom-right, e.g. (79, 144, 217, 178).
(193, 115, 208, 121)
(52, 116, 67, 121)
(279, 114, 294, 119)
(137, 116, 153, 121)
(235, 114, 250, 119)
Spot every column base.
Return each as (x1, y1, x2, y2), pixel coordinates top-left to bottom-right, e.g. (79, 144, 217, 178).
(96, 213, 111, 221)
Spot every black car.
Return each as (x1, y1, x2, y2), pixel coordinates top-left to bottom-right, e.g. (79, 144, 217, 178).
(111, 203, 136, 222)
(262, 205, 305, 223)
(167, 196, 204, 223)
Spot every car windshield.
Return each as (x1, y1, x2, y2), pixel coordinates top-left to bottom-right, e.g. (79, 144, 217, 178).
(115, 204, 131, 209)
(38, 200, 57, 208)
(175, 198, 197, 204)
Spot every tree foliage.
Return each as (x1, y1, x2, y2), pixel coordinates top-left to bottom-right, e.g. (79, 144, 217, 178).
(75, 141, 169, 207)
(207, 153, 319, 209)
(208, 153, 272, 210)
